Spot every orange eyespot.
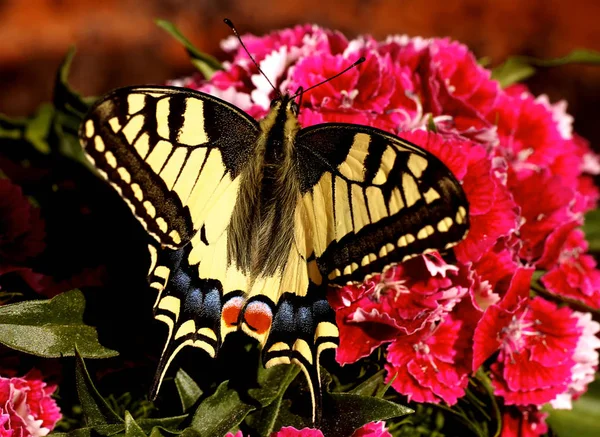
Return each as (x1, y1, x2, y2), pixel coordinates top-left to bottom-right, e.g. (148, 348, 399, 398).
(222, 296, 244, 327)
(242, 301, 273, 335)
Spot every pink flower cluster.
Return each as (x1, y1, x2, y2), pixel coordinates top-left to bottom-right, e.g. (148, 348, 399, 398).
(225, 421, 391, 437)
(175, 25, 600, 435)
(0, 371, 61, 437)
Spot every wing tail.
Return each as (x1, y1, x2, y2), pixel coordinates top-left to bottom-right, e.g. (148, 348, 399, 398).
(150, 249, 224, 398)
(261, 290, 338, 425)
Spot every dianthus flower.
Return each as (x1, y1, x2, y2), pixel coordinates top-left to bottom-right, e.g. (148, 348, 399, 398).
(224, 421, 392, 437)
(500, 407, 548, 437)
(0, 371, 61, 437)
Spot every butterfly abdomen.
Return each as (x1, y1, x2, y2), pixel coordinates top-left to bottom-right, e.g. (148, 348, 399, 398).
(226, 98, 303, 279)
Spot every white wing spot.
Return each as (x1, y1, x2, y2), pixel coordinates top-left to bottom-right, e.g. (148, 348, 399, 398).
(85, 120, 95, 137)
(94, 136, 105, 152)
(437, 217, 453, 232)
(156, 217, 168, 233)
(117, 167, 131, 183)
(143, 200, 156, 218)
(105, 151, 117, 168)
(417, 225, 435, 239)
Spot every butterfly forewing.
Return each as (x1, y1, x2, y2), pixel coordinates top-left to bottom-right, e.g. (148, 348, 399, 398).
(80, 86, 259, 249)
(295, 124, 469, 285)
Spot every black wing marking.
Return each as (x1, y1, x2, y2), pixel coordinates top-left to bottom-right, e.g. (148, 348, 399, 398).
(295, 123, 469, 285)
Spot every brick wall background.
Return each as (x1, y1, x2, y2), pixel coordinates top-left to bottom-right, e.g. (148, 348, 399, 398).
(1, 0, 598, 145)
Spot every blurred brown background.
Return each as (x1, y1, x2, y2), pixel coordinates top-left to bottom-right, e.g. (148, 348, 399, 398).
(1, 0, 599, 145)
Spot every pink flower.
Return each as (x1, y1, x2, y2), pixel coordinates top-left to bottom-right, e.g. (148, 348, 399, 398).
(550, 311, 600, 409)
(350, 421, 392, 437)
(225, 422, 392, 437)
(510, 170, 578, 264)
(271, 427, 323, 437)
(384, 310, 475, 405)
(330, 253, 470, 365)
(475, 275, 584, 406)
(492, 88, 571, 177)
(541, 229, 600, 308)
(500, 407, 548, 437)
(0, 371, 61, 437)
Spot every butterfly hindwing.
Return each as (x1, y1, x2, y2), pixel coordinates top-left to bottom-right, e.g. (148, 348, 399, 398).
(294, 123, 469, 285)
(79, 86, 259, 249)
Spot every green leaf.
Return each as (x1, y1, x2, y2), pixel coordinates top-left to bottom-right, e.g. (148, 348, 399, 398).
(0, 113, 27, 140)
(0, 289, 118, 358)
(125, 412, 148, 437)
(75, 349, 123, 426)
(583, 209, 600, 253)
(49, 423, 125, 437)
(244, 365, 301, 436)
(492, 49, 600, 88)
(52, 47, 95, 165)
(137, 415, 188, 433)
(546, 378, 600, 436)
(319, 393, 413, 436)
(25, 104, 54, 154)
(148, 427, 183, 437)
(175, 369, 203, 412)
(0, 105, 54, 155)
(189, 380, 256, 436)
(54, 47, 94, 119)
(156, 20, 223, 79)
(249, 363, 300, 407)
(349, 370, 386, 397)
(491, 58, 536, 88)
(189, 364, 299, 437)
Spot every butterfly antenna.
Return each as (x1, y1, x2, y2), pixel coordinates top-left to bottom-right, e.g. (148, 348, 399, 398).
(291, 56, 365, 99)
(224, 18, 281, 97)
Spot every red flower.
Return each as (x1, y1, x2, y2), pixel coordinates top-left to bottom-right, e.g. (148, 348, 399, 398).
(271, 427, 323, 437)
(475, 272, 582, 406)
(330, 254, 470, 365)
(225, 422, 392, 437)
(384, 312, 474, 404)
(0, 178, 45, 272)
(0, 371, 61, 437)
(350, 421, 392, 437)
(541, 229, 600, 308)
(500, 407, 548, 437)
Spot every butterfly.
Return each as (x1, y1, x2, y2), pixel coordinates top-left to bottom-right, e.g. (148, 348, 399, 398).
(79, 54, 469, 422)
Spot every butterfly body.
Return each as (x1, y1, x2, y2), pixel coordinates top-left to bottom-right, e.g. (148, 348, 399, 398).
(228, 95, 302, 280)
(79, 85, 469, 421)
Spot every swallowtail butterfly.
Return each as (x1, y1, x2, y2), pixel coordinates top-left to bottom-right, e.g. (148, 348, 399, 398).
(79, 21, 469, 422)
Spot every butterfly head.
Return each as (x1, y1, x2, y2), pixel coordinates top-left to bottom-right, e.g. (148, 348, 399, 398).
(270, 94, 300, 117)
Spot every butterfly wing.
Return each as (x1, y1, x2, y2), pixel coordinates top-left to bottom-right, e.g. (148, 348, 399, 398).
(80, 85, 259, 249)
(79, 85, 260, 394)
(265, 123, 469, 421)
(295, 123, 469, 285)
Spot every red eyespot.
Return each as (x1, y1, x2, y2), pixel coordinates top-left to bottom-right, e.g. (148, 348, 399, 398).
(242, 301, 273, 335)
(222, 296, 245, 327)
